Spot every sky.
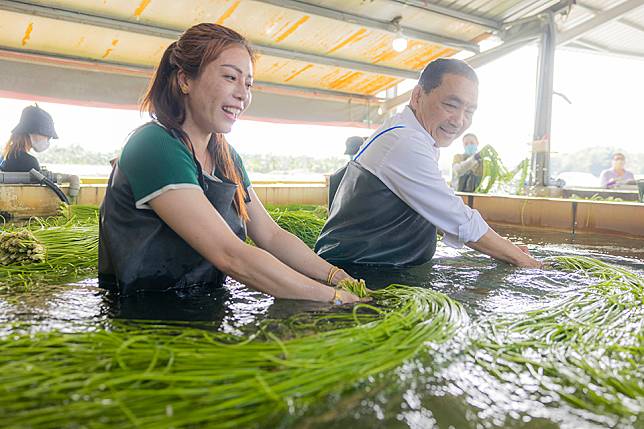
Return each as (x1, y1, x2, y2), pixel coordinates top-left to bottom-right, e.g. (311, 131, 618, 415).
(1, 45, 643, 175)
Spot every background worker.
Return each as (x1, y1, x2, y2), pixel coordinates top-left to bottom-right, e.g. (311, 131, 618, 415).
(451, 133, 484, 192)
(344, 136, 365, 159)
(599, 153, 636, 188)
(0, 105, 58, 172)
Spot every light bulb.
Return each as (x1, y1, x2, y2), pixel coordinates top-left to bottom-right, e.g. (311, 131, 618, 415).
(392, 36, 407, 52)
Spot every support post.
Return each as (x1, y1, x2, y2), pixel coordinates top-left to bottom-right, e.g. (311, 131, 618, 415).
(531, 12, 556, 187)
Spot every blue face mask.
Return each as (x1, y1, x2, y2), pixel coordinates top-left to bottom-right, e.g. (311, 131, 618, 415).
(464, 144, 477, 156)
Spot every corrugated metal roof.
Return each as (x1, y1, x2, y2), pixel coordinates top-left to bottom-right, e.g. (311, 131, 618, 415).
(558, 0, 644, 58)
(423, 0, 556, 21)
(1, 0, 643, 125)
(0, 0, 562, 100)
(0, 0, 471, 97)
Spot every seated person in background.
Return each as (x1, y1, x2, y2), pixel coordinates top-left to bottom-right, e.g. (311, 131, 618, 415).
(344, 136, 366, 159)
(0, 105, 58, 173)
(451, 133, 483, 192)
(327, 136, 367, 202)
(599, 153, 635, 188)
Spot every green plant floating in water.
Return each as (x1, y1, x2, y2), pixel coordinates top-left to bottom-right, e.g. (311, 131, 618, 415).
(56, 203, 101, 224)
(0, 204, 328, 288)
(0, 284, 468, 429)
(0, 223, 99, 289)
(265, 207, 326, 249)
(473, 255, 644, 417)
(337, 277, 369, 298)
(0, 230, 45, 265)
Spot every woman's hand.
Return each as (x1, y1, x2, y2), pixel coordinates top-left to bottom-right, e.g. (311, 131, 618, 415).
(150, 188, 342, 302)
(333, 288, 361, 304)
(330, 268, 353, 286)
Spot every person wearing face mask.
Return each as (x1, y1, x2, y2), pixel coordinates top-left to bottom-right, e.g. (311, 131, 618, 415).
(451, 133, 484, 192)
(99, 23, 361, 305)
(315, 58, 541, 269)
(599, 153, 635, 188)
(0, 105, 57, 173)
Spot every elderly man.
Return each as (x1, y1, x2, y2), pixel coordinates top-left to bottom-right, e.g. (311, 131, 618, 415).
(315, 58, 540, 268)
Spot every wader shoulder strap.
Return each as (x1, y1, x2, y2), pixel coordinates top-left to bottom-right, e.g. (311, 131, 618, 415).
(353, 125, 405, 162)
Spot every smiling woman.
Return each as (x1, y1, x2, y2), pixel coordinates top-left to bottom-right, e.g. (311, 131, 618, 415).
(98, 23, 360, 304)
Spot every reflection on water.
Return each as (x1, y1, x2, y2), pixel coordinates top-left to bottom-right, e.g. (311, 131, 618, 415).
(0, 228, 642, 428)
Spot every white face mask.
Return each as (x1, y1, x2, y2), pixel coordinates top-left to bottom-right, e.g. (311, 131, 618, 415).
(30, 135, 50, 153)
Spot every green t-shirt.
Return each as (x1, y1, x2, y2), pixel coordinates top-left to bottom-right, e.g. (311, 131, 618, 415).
(119, 123, 251, 209)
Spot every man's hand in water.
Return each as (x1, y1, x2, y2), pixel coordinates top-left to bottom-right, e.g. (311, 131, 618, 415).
(517, 244, 530, 254)
(468, 229, 542, 268)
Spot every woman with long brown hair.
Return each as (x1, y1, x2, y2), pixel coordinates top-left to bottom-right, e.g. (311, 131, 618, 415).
(99, 23, 360, 304)
(0, 105, 58, 172)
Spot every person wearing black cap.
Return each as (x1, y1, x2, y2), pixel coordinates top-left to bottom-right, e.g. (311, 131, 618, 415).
(344, 136, 366, 158)
(0, 105, 58, 173)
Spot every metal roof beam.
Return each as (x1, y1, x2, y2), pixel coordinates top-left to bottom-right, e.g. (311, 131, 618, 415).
(381, 36, 539, 111)
(0, 46, 380, 104)
(568, 39, 644, 60)
(0, 1, 179, 39)
(467, 35, 540, 68)
(253, 0, 480, 52)
(255, 45, 419, 79)
(557, 0, 644, 46)
(569, 39, 606, 53)
(0, 0, 418, 80)
(382, 20, 544, 111)
(576, 2, 644, 35)
(388, 0, 501, 30)
(501, 0, 565, 23)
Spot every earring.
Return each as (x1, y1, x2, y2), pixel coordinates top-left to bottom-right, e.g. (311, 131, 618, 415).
(180, 85, 188, 94)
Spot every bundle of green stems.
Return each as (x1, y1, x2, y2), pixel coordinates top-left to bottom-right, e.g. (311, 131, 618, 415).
(0, 205, 328, 288)
(473, 255, 644, 415)
(475, 145, 529, 194)
(0, 230, 45, 265)
(0, 284, 468, 428)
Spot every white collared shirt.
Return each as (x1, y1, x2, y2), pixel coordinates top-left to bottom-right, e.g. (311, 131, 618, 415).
(354, 106, 489, 248)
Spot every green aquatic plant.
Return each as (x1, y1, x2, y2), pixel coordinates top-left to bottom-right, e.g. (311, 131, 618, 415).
(337, 278, 368, 298)
(264, 204, 327, 219)
(569, 193, 625, 202)
(266, 207, 326, 249)
(0, 230, 45, 265)
(474, 145, 529, 194)
(0, 205, 329, 288)
(473, 255, 644, 416)
(56, 203, 101, 223)
(0, 284, 468, 428)
(0, 223, 99, 290)
(1, 204, 643, 423)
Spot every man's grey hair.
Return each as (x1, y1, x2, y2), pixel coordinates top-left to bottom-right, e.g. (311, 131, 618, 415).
(418, 58, 478, 93)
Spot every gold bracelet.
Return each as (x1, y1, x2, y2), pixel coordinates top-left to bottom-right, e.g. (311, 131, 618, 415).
(326, 266, 341, 285)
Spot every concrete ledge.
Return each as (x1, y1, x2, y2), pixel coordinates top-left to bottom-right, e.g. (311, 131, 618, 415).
(252, 183, 327, 206)
(2, 184, 642, 238)
(0, 185, 61, 220)
(460, 193, 644, 238)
